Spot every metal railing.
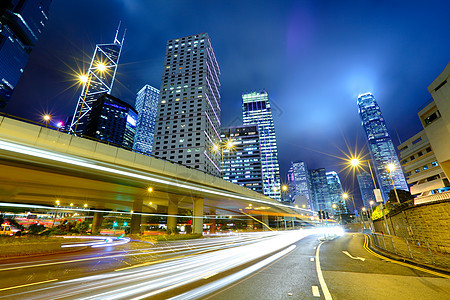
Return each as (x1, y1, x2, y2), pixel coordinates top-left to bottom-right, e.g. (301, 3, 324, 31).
(371, 233, 450, 269)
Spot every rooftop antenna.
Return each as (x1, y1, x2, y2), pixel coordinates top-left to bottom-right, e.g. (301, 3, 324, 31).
(114, 21, 122, 44)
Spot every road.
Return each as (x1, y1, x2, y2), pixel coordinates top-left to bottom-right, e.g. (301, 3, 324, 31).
(0, 230, 448, 299)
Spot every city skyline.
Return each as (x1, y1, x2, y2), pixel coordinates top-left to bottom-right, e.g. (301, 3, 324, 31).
(2, 1, 450, 203)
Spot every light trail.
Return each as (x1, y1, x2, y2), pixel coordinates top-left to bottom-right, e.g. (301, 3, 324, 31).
(0, 230, 325, 299)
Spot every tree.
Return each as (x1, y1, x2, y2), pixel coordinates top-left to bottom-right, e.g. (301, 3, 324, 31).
(388, 189, 413, 204)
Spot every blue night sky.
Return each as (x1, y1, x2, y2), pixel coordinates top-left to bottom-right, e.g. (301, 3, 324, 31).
(4, 0, 450, 201)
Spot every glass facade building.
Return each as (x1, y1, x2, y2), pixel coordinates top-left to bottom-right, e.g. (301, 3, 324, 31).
(0, 0, 52, 108)
(70, 24, 125, 134)
(242, 91, 281, 201)
(326, 171, 347, 213)
(357, 171, 376, 208)
(357, 93, 409, 202)
(309, 168, 331, 212)
(152, 33, 221, 176)
(221, 125, 263, 194)
(290, 161, 312, 209)
(84, 94, 137, 149)
(133, 84, 160, 155)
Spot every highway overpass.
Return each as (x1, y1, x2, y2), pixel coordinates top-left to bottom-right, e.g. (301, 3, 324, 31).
(0, 115, 312, 233)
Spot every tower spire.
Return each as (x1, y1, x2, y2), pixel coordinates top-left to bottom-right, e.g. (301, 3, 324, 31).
(114, 20, 122, 44)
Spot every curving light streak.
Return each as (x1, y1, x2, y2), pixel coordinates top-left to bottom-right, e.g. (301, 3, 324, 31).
(0, 140, 313, 212)
(60, 236, 130, 248)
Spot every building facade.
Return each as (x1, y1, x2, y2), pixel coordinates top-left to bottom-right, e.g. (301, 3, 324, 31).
(152, 33, 221, 176)
(419, 62, 450, 180)
(242, 91, 281, 201)
(0, 0, 52, 108)
(84, 94, 137, 149)
(220, 125, 263, 194)
(290, 161, 312, 209)
(70, 24, 125, 134)
(309, 168, 331, 212)
(133, 85, 160, 155)
(326, 171, 346, 213)
(357, 92, 409, 202)
(398, 130, 449, 196)
(357, 171, 376, 208)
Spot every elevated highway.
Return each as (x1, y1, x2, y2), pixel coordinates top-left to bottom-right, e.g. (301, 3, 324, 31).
(0, 115, 312, 233)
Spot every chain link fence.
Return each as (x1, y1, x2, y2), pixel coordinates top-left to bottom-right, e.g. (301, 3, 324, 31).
(371, 233, 450, 269)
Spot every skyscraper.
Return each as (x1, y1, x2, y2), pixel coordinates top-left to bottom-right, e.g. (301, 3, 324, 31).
(152, 33, 221, 176)
(357, 92, 408, 202)
(84, 94, 137, 149)
(357, 171, 376, 208)
(133, 85, 160, 155)
(70, 24, 125, 134)
(326, 171, 346, 212)
(221, 125, 263, 193)
(309, 168, 331, 212)
(0, 0, 52, 108)
(242, 91, 281, 201)
(290, 161, 313, 209)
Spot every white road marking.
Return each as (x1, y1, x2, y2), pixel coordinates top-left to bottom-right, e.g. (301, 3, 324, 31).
(310, 257, 315, 262)
(342, 251, 366, 261)
(315, 242, 333, 300)
(312, 285, 320, 297)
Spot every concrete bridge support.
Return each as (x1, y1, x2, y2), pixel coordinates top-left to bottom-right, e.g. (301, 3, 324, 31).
(130, 198, 143, 234)
(262, 214, 269, 231)
(193, 198, 204, 234)
(209, 209, 216, 234)
(167, 197, 179, 234)
(91, 212, 104, 234)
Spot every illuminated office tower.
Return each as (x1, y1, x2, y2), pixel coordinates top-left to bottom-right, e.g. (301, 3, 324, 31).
(357, 92, 408, 202)
(152, 33, 221, 176)
(357, 171, 376, 208)
(70, 24, 125, 134)
(290, 161, 312, 209)
(0, 0, 52, 108)
(309, 168, 331, 212)
(133, 85, 160, 155)
(221, 125, 263, 193)
(242, 91, 281, 201)
(326, 171, 346, 213)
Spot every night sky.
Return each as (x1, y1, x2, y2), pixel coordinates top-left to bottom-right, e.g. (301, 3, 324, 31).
(4, 0, 450, 204)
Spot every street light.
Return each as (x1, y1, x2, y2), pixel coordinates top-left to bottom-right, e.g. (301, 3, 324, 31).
(387, 163, 401, 203)
(147, 187, 153, 192)
(212, 139, 235, 174)
(43, 114, 51, 128)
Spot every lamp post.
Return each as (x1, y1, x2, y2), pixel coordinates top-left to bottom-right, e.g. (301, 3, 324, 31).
(43, 114, 51, 128)
(349, 158, 391, 235)
(387, 163, 401, 203)
(212, 139, 235, 175)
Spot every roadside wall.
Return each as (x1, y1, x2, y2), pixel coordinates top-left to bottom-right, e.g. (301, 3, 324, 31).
(373, 200, 450, 253)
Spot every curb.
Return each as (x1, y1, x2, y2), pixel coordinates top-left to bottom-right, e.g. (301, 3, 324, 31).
(364, 234, 450, 276)
(0, 246, 88, 262)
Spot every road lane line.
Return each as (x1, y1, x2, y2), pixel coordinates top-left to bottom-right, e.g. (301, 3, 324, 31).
(315, 242, 333, 300)
(0, 279, 58, 292)
(312, 285, 320, 297)
(363, 235, 450, 279)
(203, 272, 218, 279)
(342, 251, 366, 261)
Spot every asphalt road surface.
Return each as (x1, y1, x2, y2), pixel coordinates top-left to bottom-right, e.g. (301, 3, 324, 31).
(0, 230, 448, 299)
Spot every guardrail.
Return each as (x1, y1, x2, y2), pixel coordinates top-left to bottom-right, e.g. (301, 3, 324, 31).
(370, 233, 450, 269)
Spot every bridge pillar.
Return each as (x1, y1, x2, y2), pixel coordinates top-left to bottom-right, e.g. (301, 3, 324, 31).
(262, 214, 269, 231)
(130, 198, 143, 234)
(167, 197, 178, 234)
(209, 209, 216, 234)
(192, 198, 204, 234)
(91, 212, 104, 234)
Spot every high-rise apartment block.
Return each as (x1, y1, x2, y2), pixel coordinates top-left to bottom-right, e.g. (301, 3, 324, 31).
(309, 168, 331, 211)
(84, 94, 137, 149)
(152, 33, 221, 176)
(220, 125, 263, 193)
(289, 161, 312, 209)
(357, 92, 408, 202)
(242, 91, 281, 201)
(133, 85, 160, 155)
(357, 171, 376, 208)
(0, 0, 52, 108)
(70, 25, 125, 134)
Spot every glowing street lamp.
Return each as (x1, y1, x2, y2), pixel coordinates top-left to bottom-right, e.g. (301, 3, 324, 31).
(83, 203, 88, 208)
(55, 199, 60, 206)
(281, 185, 288, 192)
(147, 187, 153, 192)
(387, 163, 401, 203)
(43, 114, 51, 128)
